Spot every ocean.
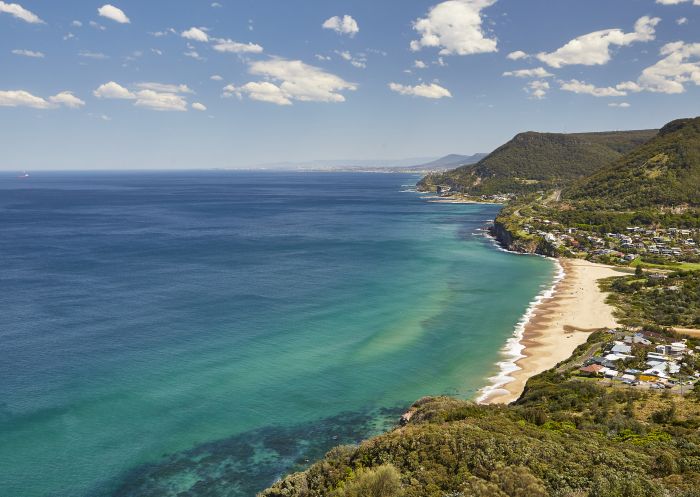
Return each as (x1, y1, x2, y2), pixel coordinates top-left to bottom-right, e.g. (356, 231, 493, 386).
(0, 171, 555, 497)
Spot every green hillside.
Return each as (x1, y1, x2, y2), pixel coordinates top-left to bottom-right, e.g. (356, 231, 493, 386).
(417, 129, 656, 195)
(261, 331, 700, 497)
(564, 118, 700, 208)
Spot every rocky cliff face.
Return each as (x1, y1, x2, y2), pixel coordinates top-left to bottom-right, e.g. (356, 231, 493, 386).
(490, 220, 557, 257)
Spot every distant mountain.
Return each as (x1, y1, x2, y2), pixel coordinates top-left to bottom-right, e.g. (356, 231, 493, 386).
(407, 153, 489, 171)
(417, 129, 657, 194)
(564, 117, 700, 208)
(250, 157, 439, 170)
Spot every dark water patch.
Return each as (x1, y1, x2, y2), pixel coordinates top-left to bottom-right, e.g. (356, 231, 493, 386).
(110, 406, 404, 497)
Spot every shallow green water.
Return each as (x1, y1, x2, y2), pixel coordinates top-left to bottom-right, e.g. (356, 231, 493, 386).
(0, 172, 555, 496)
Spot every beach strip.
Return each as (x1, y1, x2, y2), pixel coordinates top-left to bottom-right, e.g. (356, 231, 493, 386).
(479, 259, 626, 405)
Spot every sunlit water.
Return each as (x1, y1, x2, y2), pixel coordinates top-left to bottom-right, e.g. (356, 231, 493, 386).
(0, 171, 554, 496)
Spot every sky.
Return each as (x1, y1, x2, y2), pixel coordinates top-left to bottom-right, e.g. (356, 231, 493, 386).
(1, 0, 699, 170)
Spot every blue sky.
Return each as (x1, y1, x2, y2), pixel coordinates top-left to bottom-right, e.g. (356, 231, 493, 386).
(1, 0, 699, 169)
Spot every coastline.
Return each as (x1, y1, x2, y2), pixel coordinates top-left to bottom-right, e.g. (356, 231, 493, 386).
(477, 258, 625, 405)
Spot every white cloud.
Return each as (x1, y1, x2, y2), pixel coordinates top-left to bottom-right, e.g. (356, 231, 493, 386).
(97, 4, 130, 24)
(134, 90, 187, 111)
(334, 50, 367, 68)
(212, 38, 263, 53)
(322, 15, 359, 37)
(560, 79, 627, 97)
(507, 50, 528, 60)
(677, 17, 689, 25)
(627, 41, 700, 94)
(48, 91, 85, 108)
(0, 1, 44, 24)
(503, 67, 553, 78)
(89, 20, 106, 31)
(192, 102, 207, 111)
(414, 60, 428, 69)
(210, 75, 223, 81)
(609, 102, 631, 108)
(0, 89, 84, 109)
(211, 2, 222, 7)
(410, 0, 498, 56)
(388, 82, 452, 99)
(225, 82, 292, 105)
(537, 16, 660, 68)
(135, 82, 193, 94)
(525, 80, 549, 99)
(12, 49, 44, 58)
(94, 81, 195, 112)
(72, 20, 82, 27)
(181, 27, 209, 42)
(249, 59, 356, 103)
(184, 50, 204, 60)
(229, 59, 356, 105)
(94, 81, 135, 99)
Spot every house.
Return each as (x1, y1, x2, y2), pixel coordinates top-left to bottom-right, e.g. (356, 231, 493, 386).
(610, 342, 632, 355)
(624, 334, 651, 346)
(580, 364, 605, 376)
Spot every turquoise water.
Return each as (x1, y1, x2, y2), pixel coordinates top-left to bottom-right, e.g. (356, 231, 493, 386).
(0, 172, 555, 497)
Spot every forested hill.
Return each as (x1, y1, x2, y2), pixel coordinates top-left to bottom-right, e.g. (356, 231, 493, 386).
(417, 129, 656, 195)
(563, 117, 700, 208)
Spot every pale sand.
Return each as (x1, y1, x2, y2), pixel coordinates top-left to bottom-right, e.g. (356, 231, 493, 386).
(481, 259, 626, 405)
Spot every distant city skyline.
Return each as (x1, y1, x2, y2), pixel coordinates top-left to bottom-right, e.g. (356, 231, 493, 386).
(1, 0, 699, 169)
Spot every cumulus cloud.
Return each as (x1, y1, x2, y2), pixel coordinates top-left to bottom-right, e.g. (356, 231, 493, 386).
(410, 0, 498, 56)
(0, 89, 84, 109)
(97, 4, 130, 24)
(0, 1, 44, 24)
(93, 81, 135, 99)
(503, 67, 553, 78)
(94, 81, 190, 111)
(134, 90, 187, 111)
(227, 59, 357, 105)
(609, 102, 631, 108)
(192, 102, 207, 111)
(507, 50, 528, 60)
(560, 79, 627, 97)
(181, 27, 209, 42)
(12, 49, 44, 58)
(525, 80, 549, 99)
(537, 16, 660, 68)
(677, 17, 689, 25)
(210, 75, 223, 81)
(414, 60, 428, 69)
(620, 41, 700, 94)
(388, 82, 452, 99)
(322, 15, 359, 37)
(224, 82, 292, 105)
(48, 91, 85, 108)
(212, 38, 263, 53)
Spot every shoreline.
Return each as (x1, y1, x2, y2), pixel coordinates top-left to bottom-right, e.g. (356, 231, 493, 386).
(477, 258, 625, 405)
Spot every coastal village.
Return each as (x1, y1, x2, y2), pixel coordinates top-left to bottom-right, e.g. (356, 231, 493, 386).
(521, 220, 700, 266)
(577, 329, 700, 395)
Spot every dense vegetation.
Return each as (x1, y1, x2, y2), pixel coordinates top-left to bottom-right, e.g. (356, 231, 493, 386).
(417, 129, 656, 195)
(604, 271, 700, 328)
(261, 332, 700, 497)
(564, 118, 700, 208)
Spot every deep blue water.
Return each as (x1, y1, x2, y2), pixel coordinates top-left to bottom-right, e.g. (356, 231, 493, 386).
(0, 171, 554, 497)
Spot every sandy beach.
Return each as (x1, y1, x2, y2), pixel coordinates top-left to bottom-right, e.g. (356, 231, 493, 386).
(480, 258, 626, 405)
